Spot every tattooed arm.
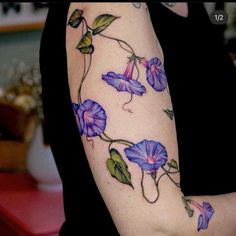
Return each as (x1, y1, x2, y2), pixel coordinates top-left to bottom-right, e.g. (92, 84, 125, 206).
(66, 3, 236, 236)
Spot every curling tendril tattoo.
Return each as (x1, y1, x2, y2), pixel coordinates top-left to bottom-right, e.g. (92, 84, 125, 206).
(68, 8, 214, 232)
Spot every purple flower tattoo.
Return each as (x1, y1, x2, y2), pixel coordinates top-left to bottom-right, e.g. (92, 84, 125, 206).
(72, 99, 107, 137)
(140, 57, 167, 92)
(72, 103, 83, 135)
(68, 9, 214, 230)
(124, 140, 168, 173)
(102, 58, 146, 96)
(183, 198, 214, 232)
(197, 202, 214, 231)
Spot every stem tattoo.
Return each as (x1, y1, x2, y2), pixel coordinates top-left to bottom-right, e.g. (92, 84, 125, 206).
(68, 7, 214, 232)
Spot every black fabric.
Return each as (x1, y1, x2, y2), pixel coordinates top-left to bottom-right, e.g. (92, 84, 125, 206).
(40, 3, 236, 235)
(147, 2, 236, 195)
(40, 3, 119, 236)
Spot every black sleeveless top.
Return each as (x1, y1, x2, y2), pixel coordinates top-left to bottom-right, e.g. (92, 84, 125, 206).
(40, 3, 236, 235)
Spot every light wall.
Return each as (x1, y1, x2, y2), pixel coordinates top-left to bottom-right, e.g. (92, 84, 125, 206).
(0, 29, 43, 86)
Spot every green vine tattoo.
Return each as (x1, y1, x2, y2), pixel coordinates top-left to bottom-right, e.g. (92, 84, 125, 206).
(68, 8, 214, 232)
(68, 9, 168, 112)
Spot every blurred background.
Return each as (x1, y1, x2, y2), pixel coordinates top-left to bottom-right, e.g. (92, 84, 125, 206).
(0, 3, 65, 236)
(0, 2, 235, 236)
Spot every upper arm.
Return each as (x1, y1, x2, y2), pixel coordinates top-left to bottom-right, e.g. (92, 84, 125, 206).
(65, 3, 208, 236)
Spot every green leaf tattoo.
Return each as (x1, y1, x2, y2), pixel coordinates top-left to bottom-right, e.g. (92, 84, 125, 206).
(106, 149, 133, 188)
(182, 196, 194, 217)
(167, 159, 179, 170)
(163, 108, 174, 120)
(92, 14, 120, 35)
(76, 31, 94, 54)
(68, 9, 84, 28)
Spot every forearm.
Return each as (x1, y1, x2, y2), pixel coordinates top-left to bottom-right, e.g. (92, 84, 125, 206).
(111, 190, 236, 236)
(184, 192, 236, 236)
(135, 191, 236, 236)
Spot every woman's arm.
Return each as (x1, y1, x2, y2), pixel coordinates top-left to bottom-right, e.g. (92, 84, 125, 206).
(66, 3, 236, 235)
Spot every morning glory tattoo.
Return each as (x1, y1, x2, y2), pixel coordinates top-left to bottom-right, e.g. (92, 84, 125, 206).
(182, 197, 214, 231)
(68, 9, 168, 112)
(68, 8, 214, 232)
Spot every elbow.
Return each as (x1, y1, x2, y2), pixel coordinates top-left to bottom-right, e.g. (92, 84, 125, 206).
(146, 192, 198, 236)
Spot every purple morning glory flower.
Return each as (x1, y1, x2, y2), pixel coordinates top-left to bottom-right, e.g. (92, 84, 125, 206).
(140, 57, 167, 92)
(197, 202, 214, 231)
(102, 59, 146, 96)
(124, 140, 168, 173)
(72, 99, 107, 137)
(72, 103, 83, 135)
